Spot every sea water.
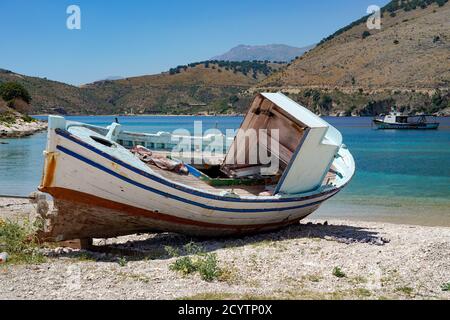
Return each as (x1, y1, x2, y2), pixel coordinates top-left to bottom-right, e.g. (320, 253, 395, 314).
(1, 116, 449, 226)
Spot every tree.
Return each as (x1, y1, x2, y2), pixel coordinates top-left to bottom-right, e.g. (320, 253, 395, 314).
(0, 82, 31, 104)
(431, 91, 443, 107)
(362, 31, 371, 39)
(320, 95, 333, 108)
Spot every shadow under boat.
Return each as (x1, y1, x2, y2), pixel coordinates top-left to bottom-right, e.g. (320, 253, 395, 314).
(50, 221, 388, 262)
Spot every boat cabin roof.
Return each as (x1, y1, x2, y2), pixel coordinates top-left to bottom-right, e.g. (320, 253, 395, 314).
(260, 93, 327, 128)
(221, 92, 342, 195)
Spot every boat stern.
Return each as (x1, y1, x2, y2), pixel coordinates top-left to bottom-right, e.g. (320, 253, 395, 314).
(39, 116, 67, 192)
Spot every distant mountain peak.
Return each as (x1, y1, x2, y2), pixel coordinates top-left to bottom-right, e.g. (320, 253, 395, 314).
(211, 44, 315, 62)
(97, 76, 124, 82)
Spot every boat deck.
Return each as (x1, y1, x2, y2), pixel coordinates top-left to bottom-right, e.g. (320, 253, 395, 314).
(148, 164, 274, 197)
(147, 163, 337, 197)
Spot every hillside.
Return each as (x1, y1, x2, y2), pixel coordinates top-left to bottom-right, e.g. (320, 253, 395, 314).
(83, 61, 285, 115)
(2, 1, 449, 117)
(0, 69, 112, 115)
(0, 61, 283, 115)
(211, 44, 315, 62)
(255, 0, 450, 115)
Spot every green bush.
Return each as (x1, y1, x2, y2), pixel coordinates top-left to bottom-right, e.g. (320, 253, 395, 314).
(170, 256, 198, 275)
(196, 253, 221, 281)
(362, 31, 371, 39)
(0, 218, 45, 264)
(117, 256, 128, 267)
(21, 115, 36, 123)
(168, 242, 222, 282)
(332, 267, 346, 278)
(170, 252, 222, 282)
(0, 112, 17, 124)
(0, 82, 31, 104)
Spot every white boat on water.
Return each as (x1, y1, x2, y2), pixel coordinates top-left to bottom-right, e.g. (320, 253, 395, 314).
(373, 109, 439, 130)
(37, 93, 355, 241)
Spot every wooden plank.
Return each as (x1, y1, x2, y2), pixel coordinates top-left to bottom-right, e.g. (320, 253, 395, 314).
(148, 164, 269, 196)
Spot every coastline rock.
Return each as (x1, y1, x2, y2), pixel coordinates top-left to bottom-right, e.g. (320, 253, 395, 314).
(0, 118, 47, 138)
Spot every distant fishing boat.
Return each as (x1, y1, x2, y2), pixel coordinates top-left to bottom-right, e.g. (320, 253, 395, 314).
(373, 109, 439, 130)
(37, 93, 355, 241)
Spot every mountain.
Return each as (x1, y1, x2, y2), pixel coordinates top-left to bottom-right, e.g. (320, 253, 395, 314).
(2, 0, 449, 117)
(211, 44, 315, 62)
(255, 0, 450, 115)
(85, 61, 285, 115)
(0, 61, 284, 115)
(101, 76, 124, 81)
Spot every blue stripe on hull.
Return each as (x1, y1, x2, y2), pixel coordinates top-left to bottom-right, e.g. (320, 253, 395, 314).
(55, 128, 340, 204)
(56, 145, 334, 213)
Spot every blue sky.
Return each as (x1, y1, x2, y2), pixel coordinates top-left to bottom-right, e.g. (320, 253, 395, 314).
(0, 0, 389, 85)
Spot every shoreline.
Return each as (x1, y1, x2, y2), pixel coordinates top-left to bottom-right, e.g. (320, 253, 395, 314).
(31, 113, 247, 118)
(0, 119, 47, 138)
(31, 113, 450, 118)
(0, 197, 449, 300)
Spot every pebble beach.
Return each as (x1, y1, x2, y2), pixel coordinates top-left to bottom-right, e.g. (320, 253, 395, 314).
(1, 197, 449, 300)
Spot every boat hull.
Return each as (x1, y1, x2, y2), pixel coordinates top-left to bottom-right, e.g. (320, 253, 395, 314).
(37, 128, 343, 240)
(39, 188, 320, 240)
(373, 119, 439, 130)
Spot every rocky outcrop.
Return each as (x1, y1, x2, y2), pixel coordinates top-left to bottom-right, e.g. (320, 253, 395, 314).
(0, 118, 47, 138)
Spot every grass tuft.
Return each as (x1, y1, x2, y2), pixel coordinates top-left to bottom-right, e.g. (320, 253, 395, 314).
(395, 286, 414, 295)
(168, 242, 223, 282)
(441, 282, 450, 292)
(332, 267, 346, 278)
(170, 252, 222, 282)
(0, 218, 45, 264)
(117, 256, 127, 267)
(0, 112, 16, 125)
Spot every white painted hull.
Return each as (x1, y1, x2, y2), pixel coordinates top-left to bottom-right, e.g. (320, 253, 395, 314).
(38, 121, 354, 240)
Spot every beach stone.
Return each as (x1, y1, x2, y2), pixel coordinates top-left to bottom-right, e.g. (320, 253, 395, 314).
(1, 195, 450, 300)
(0, 252, 8, 263)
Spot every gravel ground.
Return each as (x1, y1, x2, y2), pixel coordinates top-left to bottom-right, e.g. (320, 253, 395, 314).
(1, 197, 449, 300)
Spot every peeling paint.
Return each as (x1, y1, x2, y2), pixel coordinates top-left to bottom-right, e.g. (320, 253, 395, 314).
(40, 152, 58, 189)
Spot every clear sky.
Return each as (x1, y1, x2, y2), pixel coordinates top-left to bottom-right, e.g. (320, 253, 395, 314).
(0, 0, 389, 85)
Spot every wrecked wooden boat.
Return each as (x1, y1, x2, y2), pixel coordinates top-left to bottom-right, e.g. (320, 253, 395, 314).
(37, 93, 355, 241)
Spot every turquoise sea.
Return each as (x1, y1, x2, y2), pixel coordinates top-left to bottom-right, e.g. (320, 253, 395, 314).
(1, 116, 449, 226)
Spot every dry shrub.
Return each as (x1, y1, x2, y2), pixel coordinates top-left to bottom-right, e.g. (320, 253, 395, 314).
(8, 98, 31, 115)
(0, 99, 8, 114)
